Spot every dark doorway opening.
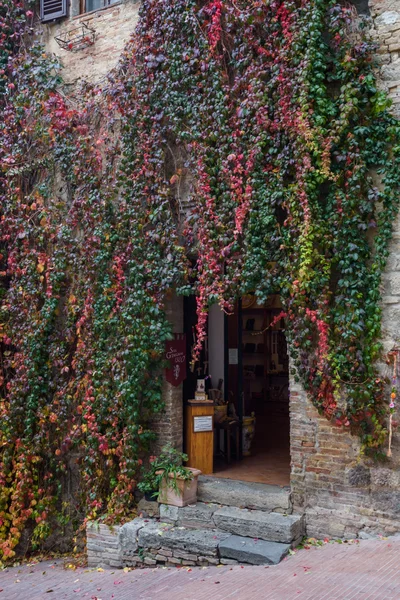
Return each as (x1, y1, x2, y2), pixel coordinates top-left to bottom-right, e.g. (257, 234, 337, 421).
(183, 293, 291, 486)
(213, 294, 290, 486)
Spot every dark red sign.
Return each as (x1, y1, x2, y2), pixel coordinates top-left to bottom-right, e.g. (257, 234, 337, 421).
(165, 334, 187, 387)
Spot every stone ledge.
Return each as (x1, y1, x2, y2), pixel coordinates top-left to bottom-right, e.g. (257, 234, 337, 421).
(197, 476, 292, 513)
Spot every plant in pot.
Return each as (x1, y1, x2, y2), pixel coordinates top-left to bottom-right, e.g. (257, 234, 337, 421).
(137, 455, 159, 502)
(138, 444, 201, 507)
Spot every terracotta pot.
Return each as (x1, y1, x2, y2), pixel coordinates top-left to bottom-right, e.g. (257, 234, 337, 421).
(157, 467, 202, 507)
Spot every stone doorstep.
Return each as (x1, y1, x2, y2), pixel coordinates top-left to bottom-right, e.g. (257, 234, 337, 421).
(159, 502, 221, 529)
(197, 476, 292, 513)
(213, 506, 304, 545)
(87, 510, 303, 568)
(159, 503, 304, 545)
(219, 535, 291, 565)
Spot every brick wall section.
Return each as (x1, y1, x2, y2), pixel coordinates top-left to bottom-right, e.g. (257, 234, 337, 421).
(41, 1, 140, 85)
(290, 374, 400, 539)
(151, 295, 184, 453)
(290, 0, 400, 541)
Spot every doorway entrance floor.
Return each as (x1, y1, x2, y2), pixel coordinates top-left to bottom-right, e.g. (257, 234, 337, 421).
(213, 413, 290, 486)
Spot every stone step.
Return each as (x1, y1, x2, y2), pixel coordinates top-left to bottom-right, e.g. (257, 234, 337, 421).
(87, 516, 297, 568)
(219, 535, 290, 565)
(160, 501, 221, 529)
(213, 506, 304, 545)
(138, 521, 230, 558)
(197, 475, 292, 513)
(160, 503, 304, 545)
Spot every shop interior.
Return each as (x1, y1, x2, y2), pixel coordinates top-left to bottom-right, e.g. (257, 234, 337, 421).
(183, 294, 290, 487)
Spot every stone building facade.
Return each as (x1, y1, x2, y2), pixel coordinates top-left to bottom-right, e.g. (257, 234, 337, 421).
(290, 0, 400, 540)
(40, 0, 400, 540)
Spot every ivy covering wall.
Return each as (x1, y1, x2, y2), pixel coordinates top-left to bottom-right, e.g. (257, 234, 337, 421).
(0, 0, 399, 559)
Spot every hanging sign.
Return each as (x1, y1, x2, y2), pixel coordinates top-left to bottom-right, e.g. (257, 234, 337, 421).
(165, 334, 187, 387)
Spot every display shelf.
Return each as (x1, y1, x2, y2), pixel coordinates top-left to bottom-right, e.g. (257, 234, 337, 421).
(241, 296, 289, 416)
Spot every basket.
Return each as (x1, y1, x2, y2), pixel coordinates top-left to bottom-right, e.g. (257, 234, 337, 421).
(55, 24, 96, 52)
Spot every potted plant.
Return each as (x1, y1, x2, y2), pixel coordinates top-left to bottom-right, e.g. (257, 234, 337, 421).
(137, 456, 159, 501)
(138, 444, 201, 507)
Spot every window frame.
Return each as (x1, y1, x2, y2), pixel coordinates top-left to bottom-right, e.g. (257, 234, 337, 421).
(40, 0, 68, 22)
(79, 0, 120, 15)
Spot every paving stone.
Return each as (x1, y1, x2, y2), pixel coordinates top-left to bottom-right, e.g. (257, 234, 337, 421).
(197, 476, 291, 512)
(219, 535, 291, 565)
(3, 533, 400, 598)
(213, 506, 304, 544)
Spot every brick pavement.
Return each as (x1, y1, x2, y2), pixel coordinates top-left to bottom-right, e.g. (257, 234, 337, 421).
(1, 536, 400, 600)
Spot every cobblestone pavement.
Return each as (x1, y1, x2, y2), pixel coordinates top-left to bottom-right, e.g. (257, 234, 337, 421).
(1, 536, 400, 600)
